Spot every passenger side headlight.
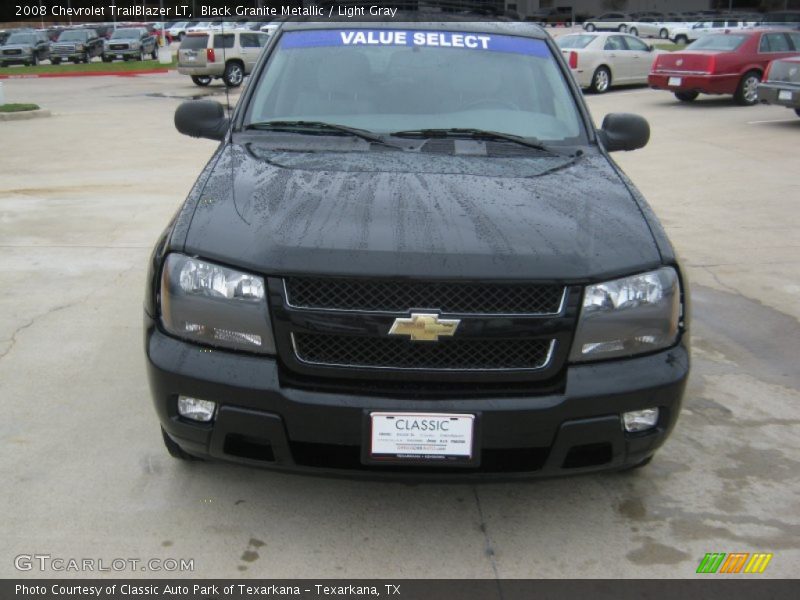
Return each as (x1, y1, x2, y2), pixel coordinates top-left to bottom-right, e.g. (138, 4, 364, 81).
(570, 267, 681, 362)
(159, 254, 276, 354)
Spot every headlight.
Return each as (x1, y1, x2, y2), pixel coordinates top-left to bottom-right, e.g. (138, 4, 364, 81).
(570, 267, 681, 362)
(76, 43, 85, 51)
(159, 254, 276, 354)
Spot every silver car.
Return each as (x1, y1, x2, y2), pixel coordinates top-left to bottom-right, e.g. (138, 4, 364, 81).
(557, 32, 663, 93)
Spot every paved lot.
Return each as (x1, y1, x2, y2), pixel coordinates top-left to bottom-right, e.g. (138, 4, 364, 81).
(1, 71, 798, 579)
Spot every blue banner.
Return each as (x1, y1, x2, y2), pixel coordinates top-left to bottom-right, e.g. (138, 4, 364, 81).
(280, 29, 550, 58)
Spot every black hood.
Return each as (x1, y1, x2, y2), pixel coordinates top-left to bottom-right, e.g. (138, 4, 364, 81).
(180, 142, 662, 282)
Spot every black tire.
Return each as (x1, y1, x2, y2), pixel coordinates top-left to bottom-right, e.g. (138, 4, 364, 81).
(795, 108, 800, 118)
(675, 90, 699, 102)
(51, 57, 61, 65)
(629, 27, 639, 37)
(83, 53, 91, 64)
(139, 48, 145, 62)
(191, 75, 212, 87)
(161, 428, 200, 461)
(585, 23, 596, 32)
(589, 66, 611, 94)
(675, 35, 688, 44)
(102, 55, 112, 63)
(660, 28, 669, 39)
(31, 53, 39, 66)
(618, 24, 628, 33)
(151, 46, 158, 60)
(222, 60, 244, 88)
(734, 70, 761, 106)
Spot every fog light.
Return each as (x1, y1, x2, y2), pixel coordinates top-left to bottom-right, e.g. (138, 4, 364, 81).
(177, 396, 217, 422)
(623, 408, 659, 433)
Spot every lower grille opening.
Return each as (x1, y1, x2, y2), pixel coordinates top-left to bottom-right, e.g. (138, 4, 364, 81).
(290, 441, 548, 473)
(224, 434, 275, 462)
(293, 333, 554, 371)
(562, 442, 612, 469)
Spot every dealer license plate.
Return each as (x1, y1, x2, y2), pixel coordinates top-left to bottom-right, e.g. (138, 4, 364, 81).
(668, 77, 682, 87)
(116, 54, 123, 59)
(779, 90, 793, 101)
(369, 412, 475, 463)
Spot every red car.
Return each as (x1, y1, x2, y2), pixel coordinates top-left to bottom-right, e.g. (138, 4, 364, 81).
(649, 29, 800, 105)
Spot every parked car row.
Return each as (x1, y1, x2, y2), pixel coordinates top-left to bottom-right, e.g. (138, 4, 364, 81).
(558, 28, 800, 118)
(0, 26, 159, 66)
(583, 11, 800, 44)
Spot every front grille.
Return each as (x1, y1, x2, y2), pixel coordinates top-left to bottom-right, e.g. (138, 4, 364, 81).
(53, 45, 75, 54)
(3, 49, 22, 55)
(285, 278, 565, 315)
(293, 333, 554, 371)
(109, 44, 128, 50)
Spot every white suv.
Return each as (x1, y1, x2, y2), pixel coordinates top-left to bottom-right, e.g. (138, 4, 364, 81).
(177, 29, 269, 87)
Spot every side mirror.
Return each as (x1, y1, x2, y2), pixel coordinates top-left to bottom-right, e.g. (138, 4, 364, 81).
(598, 113, 650, 152)
(174, 100, 229, 141)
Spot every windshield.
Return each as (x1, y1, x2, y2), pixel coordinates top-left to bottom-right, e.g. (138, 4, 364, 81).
(687, 34, 747, 51)
(245, 29, 584, 144)
(58, 30, 86, 42)
(7, 33, 35, 44)
(557, 35, 595, 49)
(112, 29, 140, 39)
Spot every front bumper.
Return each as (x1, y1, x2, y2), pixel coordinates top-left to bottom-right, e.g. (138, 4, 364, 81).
(146, 319, 689, 480)
(0, 53, 34, 65)
(649, 72, 739, 96)
(103, 48, 139, 58)
(757, 82, 800, 109)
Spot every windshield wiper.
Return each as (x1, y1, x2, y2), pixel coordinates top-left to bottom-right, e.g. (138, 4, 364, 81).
(245, 120, 403, 150)
(389, 128, 555, 153)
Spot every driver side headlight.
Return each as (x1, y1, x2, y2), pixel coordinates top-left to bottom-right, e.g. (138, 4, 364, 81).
(159, 254, 276, 354)
(570, 267, 681, 362)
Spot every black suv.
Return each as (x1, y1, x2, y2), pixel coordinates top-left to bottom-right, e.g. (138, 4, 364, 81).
(146, 21, 689, 479)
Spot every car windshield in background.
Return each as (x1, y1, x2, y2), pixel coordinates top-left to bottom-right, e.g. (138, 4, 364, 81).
(245, 29, 584, 144)
(687, 35, 747, 51)
(58, 31, 86, 42)
(556, 35, 595, 49)
(180, 35, 209, 49)
(7, 33, 35, 44)
(112, 29, 141, 39)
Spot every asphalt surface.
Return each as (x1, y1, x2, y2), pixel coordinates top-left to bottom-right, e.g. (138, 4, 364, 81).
(1, 70, 798, 579)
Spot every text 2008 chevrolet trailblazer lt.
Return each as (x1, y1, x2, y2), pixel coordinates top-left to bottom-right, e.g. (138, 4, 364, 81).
(145, 21, 689, 478)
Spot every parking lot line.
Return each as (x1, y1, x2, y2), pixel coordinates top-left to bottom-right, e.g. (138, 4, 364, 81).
(746, 118, 800, 125)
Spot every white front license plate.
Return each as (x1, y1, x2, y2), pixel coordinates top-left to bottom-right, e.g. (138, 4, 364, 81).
(668, 77, 682, 87)
(369, 412, 475, 463)
(778, 90, 793, 101)
(116, 54, 123, 59)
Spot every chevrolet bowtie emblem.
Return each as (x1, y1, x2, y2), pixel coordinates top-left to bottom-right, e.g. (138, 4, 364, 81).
(388, 313, 461, 342)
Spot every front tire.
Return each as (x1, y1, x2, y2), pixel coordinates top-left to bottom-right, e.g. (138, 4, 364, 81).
(675, 90, 699, 102)
(222, 61, 244, 87)
(161, 428, 200, 461)
(618, 24, 628, 33)
(151, 46, 158, 60)
(51, 57, 61, 65)
(102, 55, 112, 63)
(795, 108, 800, 118)
(660, 28, 669, 39)
(675, 35, 688, 44)
(590, 66, 611, 94)
(585, 23, 596, 32)
(191, 75, 212, 87)
(31, 53, 39, 66)
(734, 70, 761, 106)
(629, 27, 639, 37)
(139, 48, 145, 62)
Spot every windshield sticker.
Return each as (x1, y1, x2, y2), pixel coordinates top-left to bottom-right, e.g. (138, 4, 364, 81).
(280, 30, 550, 58)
